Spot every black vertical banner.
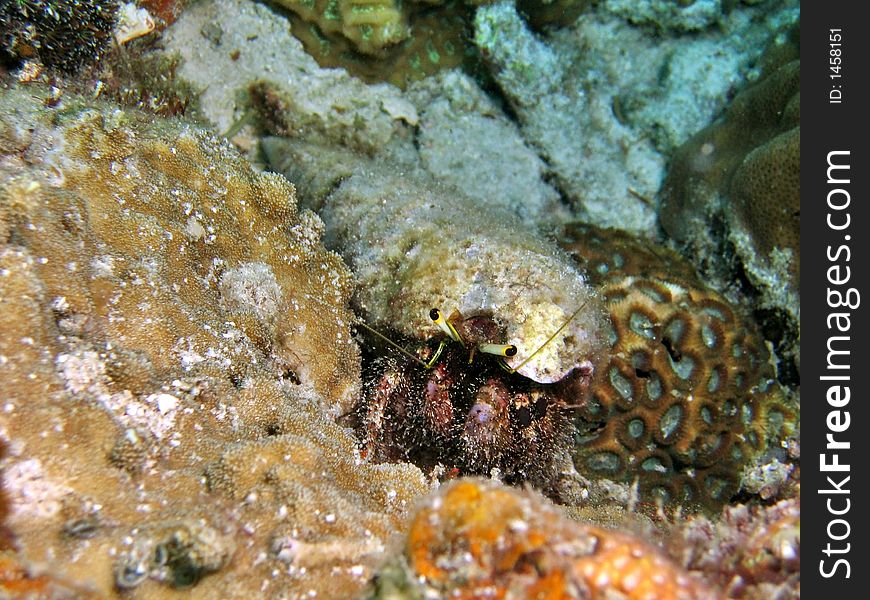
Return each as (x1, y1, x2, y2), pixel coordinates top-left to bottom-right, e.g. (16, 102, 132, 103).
(802, 2, 869, 597)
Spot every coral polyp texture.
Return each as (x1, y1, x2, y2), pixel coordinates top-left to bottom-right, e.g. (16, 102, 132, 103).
(0, 83, 429, 598)
(272, 0, 410, 57)
(561, 224, 795, 512)
(370, 478, 721, 599)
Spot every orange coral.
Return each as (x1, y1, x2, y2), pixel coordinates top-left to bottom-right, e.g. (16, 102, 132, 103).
(399, 478, 719, 599)
(562, 225, 795, 512)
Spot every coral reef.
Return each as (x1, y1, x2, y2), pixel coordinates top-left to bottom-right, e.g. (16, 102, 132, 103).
(0, 82, 428, 598)
(163, 0, 420, 150)
(474, 0, 663, 232)
(472, 0, 798, 232)
(561, 224, 796, 512)
(270, 0, 592, 88)
(370, 478, 721, 599)
(603, 0, 726, 32)
(263, 137, 607, 384)
(0, 0, 119, 72)
(405, 70, 567, 225)
(659, 25, 799, 375)
(0, 550, 104, 598)
(671, 497, 800, 599)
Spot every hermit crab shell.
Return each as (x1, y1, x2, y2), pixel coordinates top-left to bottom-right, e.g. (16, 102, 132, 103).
(263, 138, 606, 383)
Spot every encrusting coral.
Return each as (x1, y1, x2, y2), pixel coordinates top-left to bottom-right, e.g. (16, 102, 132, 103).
(561, 224, 796, 513)
(370, 478, 722, 599)
(0, 82, 428, 598)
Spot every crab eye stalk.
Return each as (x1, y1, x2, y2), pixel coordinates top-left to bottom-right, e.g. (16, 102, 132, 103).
(477, 343, 518, 358)
(430, 308, 463, 344)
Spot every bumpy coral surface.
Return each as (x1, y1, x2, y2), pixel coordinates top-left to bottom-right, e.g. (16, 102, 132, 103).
(371, 478, 721, 599)
(659, 25, 800, 372)
(672, 497, 800, 599)
(272, 0, 410, 57)
(561, 224, 795, 512)
(0, 83, 427, 598)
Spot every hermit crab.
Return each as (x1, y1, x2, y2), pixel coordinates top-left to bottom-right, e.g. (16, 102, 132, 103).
(262, 137, 608, 488)
(356, 305, 600, 488)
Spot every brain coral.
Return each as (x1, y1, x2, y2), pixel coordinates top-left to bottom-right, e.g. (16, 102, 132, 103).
(0, 82, 428, 598)
(561, 224, 795, 512)
(371, 478, 721, 599)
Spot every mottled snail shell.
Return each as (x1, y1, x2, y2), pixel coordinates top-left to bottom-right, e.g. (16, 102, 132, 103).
(263, 137, 607, 383)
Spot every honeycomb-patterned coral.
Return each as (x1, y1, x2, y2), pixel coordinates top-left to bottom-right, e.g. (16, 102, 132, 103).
(372, 478, 720, 599)
(559, 222, 697, 286)
(562, 225, 794, 512)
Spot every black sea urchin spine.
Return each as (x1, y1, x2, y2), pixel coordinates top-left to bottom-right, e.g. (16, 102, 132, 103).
(1, 0, 119, 72)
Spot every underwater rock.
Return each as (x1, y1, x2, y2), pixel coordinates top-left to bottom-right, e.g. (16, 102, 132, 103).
(250, 78, 419, 157)
(370, 478, 722, 599)
(474, 0, 662, 233)
(0, 82, 427, 598)
(603, 0, 726, 32)
(561, 224, 796, 512)
(263, 137, 607, 384)
(405, 70, 567, 226)
(602, 0, 798, 153)
(473, 0, 798, 233)
(660, 25, 800, 374)
(164, 0, 418, 141)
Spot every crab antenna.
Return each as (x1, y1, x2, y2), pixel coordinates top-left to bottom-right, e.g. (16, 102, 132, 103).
(507, 300, 589, 374)
(355, 320, 430, 369)
(430, 308, 463, 345)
